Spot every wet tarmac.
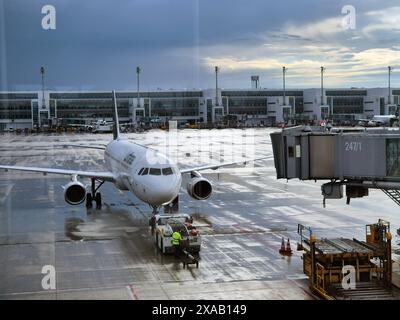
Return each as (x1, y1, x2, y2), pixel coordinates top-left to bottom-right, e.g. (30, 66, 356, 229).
(0, 128, 399, 299)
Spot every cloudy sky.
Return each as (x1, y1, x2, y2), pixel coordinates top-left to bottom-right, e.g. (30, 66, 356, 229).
(1, 0, 400, 91)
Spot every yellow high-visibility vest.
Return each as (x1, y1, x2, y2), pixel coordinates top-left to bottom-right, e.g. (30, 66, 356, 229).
(172, 231, 182, 245)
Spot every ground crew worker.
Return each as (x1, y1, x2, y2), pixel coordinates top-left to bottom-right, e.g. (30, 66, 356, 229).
(149, 216, 156, 235)
(185, 215, 193, 224)
(171, 229, 182, 258)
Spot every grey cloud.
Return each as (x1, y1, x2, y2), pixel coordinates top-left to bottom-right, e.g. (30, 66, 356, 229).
(1, 0, 400, 90)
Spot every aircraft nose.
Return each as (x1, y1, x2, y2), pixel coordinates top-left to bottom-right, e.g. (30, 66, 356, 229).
(153, 185, 177, 205)
(148, 179, 179, 205)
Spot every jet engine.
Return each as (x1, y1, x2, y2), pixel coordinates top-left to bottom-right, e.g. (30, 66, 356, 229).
(63, 181, 86, 205)
(187, 175, 212, 200)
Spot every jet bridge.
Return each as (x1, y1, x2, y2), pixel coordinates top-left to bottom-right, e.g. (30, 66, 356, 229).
(270, 126, 400, 206)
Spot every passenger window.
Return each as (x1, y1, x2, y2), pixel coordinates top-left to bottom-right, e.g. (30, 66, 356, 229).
(149, 168, 161, 175)
(142, 168, 149, 175)
(162, 167, 173, 175)
(138, 168, 144, 175)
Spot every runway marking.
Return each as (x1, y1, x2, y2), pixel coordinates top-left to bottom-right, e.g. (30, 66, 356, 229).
(272, 206, 311, 216)
(217, 241, 242, 249)
(126, 284, 140, 300)
(263, 193, 299, 199)
(244, 257, 265, 262)
(0, 284, 142, 299)
(244, 242, 264, 247)
(291, 205, 314, 213)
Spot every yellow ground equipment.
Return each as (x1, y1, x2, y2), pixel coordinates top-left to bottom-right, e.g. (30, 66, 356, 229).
(297, 220, 399, 300)
(185, 123, 200, 129)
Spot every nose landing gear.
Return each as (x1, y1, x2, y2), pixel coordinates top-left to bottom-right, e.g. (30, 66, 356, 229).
(164, 195, 179, 213)
(149, 205, 160, 235)
(86, 178, 105, 210)
(150, 205, 161, 215)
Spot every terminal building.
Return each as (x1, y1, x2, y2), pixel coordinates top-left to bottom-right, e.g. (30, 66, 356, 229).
(0, 87, 399, 131)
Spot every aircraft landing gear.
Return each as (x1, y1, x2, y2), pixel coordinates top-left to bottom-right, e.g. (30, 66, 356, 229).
(148, 206, 160, 236)
(151, 205, 159, 215)
(86, 193, 93, 209)
(95, 193, 102, 209)
(164, 195, 179, 214)
(86, 178, 105, 210)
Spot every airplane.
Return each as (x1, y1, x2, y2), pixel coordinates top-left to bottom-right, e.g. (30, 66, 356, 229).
(91, 119, 113, 133)
(0, 91, 270, 214)
(356, 115, 398, 128)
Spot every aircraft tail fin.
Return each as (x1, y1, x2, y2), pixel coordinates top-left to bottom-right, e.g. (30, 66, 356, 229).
(112, 90, 120, 140)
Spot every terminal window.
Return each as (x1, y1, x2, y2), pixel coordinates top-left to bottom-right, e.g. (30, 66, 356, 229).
(386, 139, 400, 176)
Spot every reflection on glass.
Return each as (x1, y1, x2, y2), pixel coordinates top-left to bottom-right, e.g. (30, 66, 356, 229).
(149, 168, 161, 175)
(386, 139, 400, 176)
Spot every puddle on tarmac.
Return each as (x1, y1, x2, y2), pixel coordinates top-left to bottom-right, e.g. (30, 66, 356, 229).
(64, 206, 145, 241)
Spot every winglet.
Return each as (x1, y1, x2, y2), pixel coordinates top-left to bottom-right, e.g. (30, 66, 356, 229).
(112, 90, 120, 140)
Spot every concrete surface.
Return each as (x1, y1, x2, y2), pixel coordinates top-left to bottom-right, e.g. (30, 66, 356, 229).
(0, 128, 399, 300)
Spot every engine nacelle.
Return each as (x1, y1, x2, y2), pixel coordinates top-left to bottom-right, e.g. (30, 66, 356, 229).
(187, 177, 212, 200)
(63, 181, 86, 205)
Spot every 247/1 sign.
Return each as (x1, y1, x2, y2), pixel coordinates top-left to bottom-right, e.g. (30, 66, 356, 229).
(344, 141, 362, 152)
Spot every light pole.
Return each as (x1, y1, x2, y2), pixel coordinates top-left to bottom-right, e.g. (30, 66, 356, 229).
(388, 66, 392, 105)
(283, 66, 287, 106)
(39, 66, 45, 128)
(215, 66, 219, 106)
(136, 66, 141, 108)
(320, 66, 325, 106)
(40, 66, 45, 109)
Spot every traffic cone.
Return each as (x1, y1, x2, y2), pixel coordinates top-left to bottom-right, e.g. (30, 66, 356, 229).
(279, 237, 286, 254)
(286, 238, 293, 255)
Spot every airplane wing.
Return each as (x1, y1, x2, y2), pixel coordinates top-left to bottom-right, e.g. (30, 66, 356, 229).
(179, 156, 272, 174)
(0, 165, 115, 182)
(61, 144, 106, 150)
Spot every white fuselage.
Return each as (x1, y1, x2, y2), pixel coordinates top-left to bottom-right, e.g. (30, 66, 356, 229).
(104, 139, 182, 206)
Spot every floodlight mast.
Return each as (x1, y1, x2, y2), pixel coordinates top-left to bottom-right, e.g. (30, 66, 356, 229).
(321, 66, 325, 106)
(215, 66, 219, 106)
(136, 66, 141, 108)
(283, 66, 287, 106)
(39, 66, 45, 128)
(388, 66, 392, 105)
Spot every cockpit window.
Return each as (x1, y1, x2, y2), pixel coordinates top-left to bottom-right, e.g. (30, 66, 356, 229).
(149, 168, 161, 175)
(162, 167, 173, 175)
(138, 168, 144, 175)
(141, 168, 149, 175)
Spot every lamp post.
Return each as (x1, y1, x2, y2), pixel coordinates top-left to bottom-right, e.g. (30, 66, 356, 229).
(136, 66, 141, 108)
(39, 66, 45, 128)
(283, 66, 287, 106)
(320, 66, 325, 106)
(388, 66, 392, 105)
(40, 66, 45, 109)
(215, 66, 219, 106)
